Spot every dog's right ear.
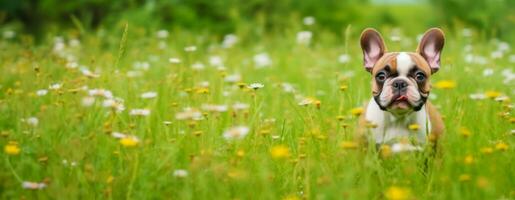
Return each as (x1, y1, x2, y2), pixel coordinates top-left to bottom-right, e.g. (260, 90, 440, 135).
(360, 28, 386, 72)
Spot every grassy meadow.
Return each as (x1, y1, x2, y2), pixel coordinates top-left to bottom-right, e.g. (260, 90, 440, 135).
(0, 23, 514, 199)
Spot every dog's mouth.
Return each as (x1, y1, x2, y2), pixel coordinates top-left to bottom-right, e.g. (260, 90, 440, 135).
(388, 95, 411, 110)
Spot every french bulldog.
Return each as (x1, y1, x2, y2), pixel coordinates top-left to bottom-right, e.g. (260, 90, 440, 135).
(358, 28, 445, 148)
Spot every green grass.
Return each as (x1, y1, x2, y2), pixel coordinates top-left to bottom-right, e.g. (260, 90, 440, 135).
(0, 26, 513, 199)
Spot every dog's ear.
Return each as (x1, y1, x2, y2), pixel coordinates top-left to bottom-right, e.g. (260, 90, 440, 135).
(417, 28, 445, 74)
(360, 28, 386, 72)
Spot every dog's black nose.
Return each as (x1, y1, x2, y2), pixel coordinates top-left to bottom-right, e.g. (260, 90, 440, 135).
(392, 80, 408, 90)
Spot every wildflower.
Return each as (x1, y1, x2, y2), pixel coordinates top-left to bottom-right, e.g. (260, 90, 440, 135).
(129, 109, 151, 116)
(169, 58, 181, 64)
(495, 142, 508, 151)
(434, 80, 456, 89)
(163, 121, 172, 126)
(469, 93, 486, 100)
(3, 30, 15, 39)
(350, 107, 364, 116)
(253, 53, 272, 68)
(49, 83, 62, 90)
(384, 186, 411, 200)
(281, 83, 296, 93)
(494, 96, 509, 102)
(232, 102, 249, 111)
(480, 147, 493, 154)
(120, 136, 140, 147)
(221, 34, 238, 48)
(296, 31, 312, 45)
(191, 62, 205, 70)
(25, 117, 39, 127)
(111, 132, 127, 139)
(209, 56, 224, 67)
(223, 126, 250, 140)
(391, 142, 422, 153)
(175, 107, 203, 120)
(36, 89, 48, 96)
(80, 67, 100, 78)
(483, 68, 494, 76)
(248, 83, 264, 90)
(485, 91, 502, 99)
(224, 74, 241, 83)
(141, 91, 158, 99)
(303, 16, 315, 26)
(380, 145, 392, 158)
(271, 145, 290, 159)
(4, 142, 20, 155)
(338, 54, 351, 64)
(88, 89, 113, 99)
(184, 46, 197, 52)
(459, 174, 471, 182)
(464, 155, 474, 165)
(340, 141, 358, 149)
(81, 96, 95, 107)
(408, 124, 420, 131)
(173, 169, 188, 178)
(298, 97, 319, 106)
(201, 104, 228, 112)
(156, 30, 169, 39)
(459, 127, 472, 137)
(236, 149, 245, 157)
(22, 181, 47, 190)
(102, 99, 125, 113)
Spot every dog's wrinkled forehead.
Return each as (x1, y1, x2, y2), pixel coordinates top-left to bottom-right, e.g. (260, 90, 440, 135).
(371, 52, 432, 76)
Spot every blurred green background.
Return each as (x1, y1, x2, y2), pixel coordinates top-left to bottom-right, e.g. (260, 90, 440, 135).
(1, 0, 514, 40)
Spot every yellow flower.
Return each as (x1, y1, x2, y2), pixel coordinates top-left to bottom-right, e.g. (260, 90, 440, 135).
(340, 141, 358, 149)
(350, 107, 364, 116)
(480, 147, 493, 154)
(4, 142, 21, 155)
(484, 91, 501, 99)
(464, 155, 474, 165)
(495, 142, 508, 151)
(408, 124, 420, 131)
(380, 145, 392, 158)
(459, 127, 471, 138)
(385, 186, 411, 200)
(339, 85, 348, 92)
(236, 149, 245, 157)
(120, 137, 139, 147)
(459, 174, 471, 182)
(282, 194, 300, 200)
(434, 80, 456, 89)
(271, 145, 290, 159)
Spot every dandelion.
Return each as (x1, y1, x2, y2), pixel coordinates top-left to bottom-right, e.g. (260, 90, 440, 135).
(385, 186, 411, 200)
(173, 169, 188, 178)
(169, 57, 181, 64)
(223, 126, 250, 140)
(480, 147, 493, 154)
(22, 181, 47, 190)
(459, 127, 472, 137)
(408, 124, 420, 131)
(175, 107, 203, 120)
(296, 31, 312, 45)
(350, 107, 364, 116)
(129, 109, 151, 116)
(464, 155, 474, 165)
(248, 83, 264, 90)
(36, 89, 48, 96)
(141, 91, 158, 99)
(338, 54, 351, 64)
(495, 141, 508, 151)
(484, 91, 502, 99)
(434, 80, 456, 89)
(4, 142, 20, 155)
(340, 141, 358, 149)
(380, 145, 392, 158)
(253, 53, 272, 68)
(271, 145, 290, 159)
(120, 136, 140, 147)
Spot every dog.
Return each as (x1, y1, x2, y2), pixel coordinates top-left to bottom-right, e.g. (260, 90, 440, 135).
(358, 28, 445, 150)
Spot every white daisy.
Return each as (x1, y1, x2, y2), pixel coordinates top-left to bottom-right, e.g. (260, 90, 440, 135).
(221, 34, 238, 48)
(391, 143, 423, 153)
(175, 107, 203, 120)
(130, 109, 151, 116)
(49, 83, 62, 90)
(223, 126, 250, 140)
(253, 53, 272, 68)
(224, 74, 241, 83)
(296, 31, 312, 45)
(36, 89, 48, 96)
(338, 54, 351, 64)
(201, 104, 228, 112)
(81, 96, 95, 107)
(184, 46, 197, 52)
(169, 57, 181, 64)
(22, 181, 47, 190)
(173, 169, 188, 178)
(25, 117, 39, 127)
(303, 16, 315, 26)
(156, 30, 169, 39)
(141, 91, 158, 99)
(248, 83, 264, 90)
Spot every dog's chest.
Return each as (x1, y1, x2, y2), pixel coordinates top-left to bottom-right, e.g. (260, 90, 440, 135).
(364, 98, 431, 144)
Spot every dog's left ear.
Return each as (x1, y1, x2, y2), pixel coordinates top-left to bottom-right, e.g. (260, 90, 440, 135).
(417, 28, 445, 73)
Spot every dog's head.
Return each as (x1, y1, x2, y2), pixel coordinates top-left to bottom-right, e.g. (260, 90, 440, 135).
(360, 28, 445, 114)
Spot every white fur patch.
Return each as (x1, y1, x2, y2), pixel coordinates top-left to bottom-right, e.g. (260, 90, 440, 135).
(365, 98, 431, 144)
(396, 52, 414, 76)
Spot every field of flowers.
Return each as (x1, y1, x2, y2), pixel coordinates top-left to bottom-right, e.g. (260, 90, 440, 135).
(0, 23, 514, 199)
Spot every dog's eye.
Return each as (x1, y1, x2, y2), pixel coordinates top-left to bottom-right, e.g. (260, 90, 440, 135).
(376, 72, 387, 82)
(415, 72, 426, 82)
